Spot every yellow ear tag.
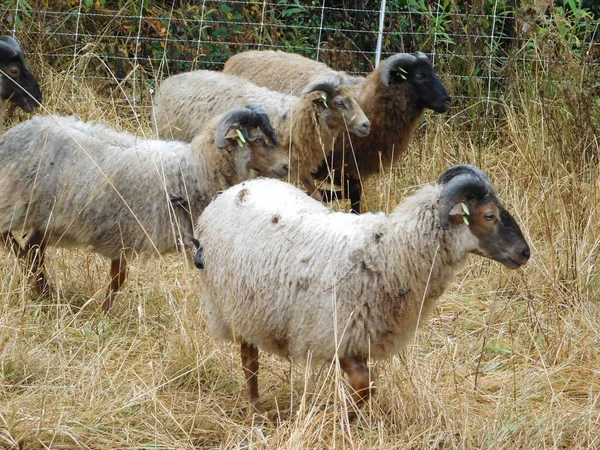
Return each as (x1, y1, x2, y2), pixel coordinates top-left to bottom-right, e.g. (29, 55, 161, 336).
(461, 203, 470, 225)
(321, 93, 328, 108)
(236, 129, 246, 147)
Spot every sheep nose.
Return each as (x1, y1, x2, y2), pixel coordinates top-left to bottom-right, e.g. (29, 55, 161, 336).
(522, 247, 531, 260)
(283, 164, 289, 174)
(356, 120, 370, 136)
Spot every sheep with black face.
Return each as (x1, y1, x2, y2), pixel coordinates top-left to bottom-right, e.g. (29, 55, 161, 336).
(224, 50, 451, 212)
(194, 165, 529, 414)
(0, 36, 42, 126)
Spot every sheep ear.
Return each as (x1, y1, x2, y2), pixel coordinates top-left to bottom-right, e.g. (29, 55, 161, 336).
(448, 203, 466, 216)
(380, 53, 419, 86)
(222, 127, 246, 147)
(223, 127, 239, 140)
(447, 202, 471, 227)
(304, 90, 328, 108)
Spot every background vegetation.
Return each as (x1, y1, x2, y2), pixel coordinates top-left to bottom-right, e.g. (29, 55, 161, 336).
(0, 0, 599, 448)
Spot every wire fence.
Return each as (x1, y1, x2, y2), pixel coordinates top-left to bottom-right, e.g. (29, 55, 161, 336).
(1, 1, 599, 116)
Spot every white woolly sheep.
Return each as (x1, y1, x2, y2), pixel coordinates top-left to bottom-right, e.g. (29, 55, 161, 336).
(194, 165, 530, 413)
(0, 36, 42, 126)
(224, 50, 451, 212)
(152, 70, 370, 200)
(0, 106, 288, 312)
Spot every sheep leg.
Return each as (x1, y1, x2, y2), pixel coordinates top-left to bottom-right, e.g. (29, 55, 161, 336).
(103, 255, 127, 313)
(7, 103, 17, 119)
(241, 340, 262, 414)
(339, 354, 375, 407)
(346, 176, 362, 214)
(1, 231, 23, 256)
(22, 230, 50, 296)
(302, 177, 324, 201)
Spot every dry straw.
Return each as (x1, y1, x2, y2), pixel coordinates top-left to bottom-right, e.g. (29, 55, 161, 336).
(0, 29, 599, 449)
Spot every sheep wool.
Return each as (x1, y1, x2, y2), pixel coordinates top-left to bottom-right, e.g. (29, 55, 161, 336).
(196, 178, 475, 362)
(153, 70, 369, 200)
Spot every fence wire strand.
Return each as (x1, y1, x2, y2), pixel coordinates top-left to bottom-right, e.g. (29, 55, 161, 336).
(0, 0, 597, 114)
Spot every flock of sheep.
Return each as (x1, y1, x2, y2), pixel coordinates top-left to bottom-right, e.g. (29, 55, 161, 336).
(0, 37, 530, 416)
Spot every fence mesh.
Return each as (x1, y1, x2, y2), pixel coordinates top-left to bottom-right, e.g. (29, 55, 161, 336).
(1, 1, 598, 117)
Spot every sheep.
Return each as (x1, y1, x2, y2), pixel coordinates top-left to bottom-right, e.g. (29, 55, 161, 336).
(0, 36, 42, 127)
(152, 70, 370, 200)
(193, 165, 530, 413)
(0, 105, 288, 312)
(223, 50, 451, 213)
(223, 50, 363, 95)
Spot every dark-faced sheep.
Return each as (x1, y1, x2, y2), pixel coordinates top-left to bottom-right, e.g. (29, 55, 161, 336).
(224, 50, 451, 212)
(0, 36, 42, 126)
(194, 165, 530, 414)
(152, 70, 370, 200)
(0, 106, 288, 311)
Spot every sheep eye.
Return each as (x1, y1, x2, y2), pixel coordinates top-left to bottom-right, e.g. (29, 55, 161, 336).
(484, 213, 495, 221)
(335, 100, 345, 108)
(7, 66, 20, 78)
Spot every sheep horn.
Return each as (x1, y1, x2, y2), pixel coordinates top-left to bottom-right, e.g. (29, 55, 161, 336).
(0, 36, 25, 60)
(437, 164, 490, 186)
(438, 171, 490, 230)
(214, 107, 258, 149)
(302, 80, 339, 98)
(381, 53, 420, 87)
(244, 104, 280, 147)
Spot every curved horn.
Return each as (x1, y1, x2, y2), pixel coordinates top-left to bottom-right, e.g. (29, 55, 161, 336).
(438, 173, 490, 230)
(244, 104, 280, 147)
(380, 53, 419, 87)
(437, 164, 490, 186)
(414, 51, 429, 61)
(302, 80, 338, 98)
(0, 36, 25, 59)
(214, 107, 255, 149)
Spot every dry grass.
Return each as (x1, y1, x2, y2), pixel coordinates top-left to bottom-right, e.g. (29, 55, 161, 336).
(0, 55, 599, 449)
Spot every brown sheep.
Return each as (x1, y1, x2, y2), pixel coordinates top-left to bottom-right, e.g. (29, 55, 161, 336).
(223, 51, 451, 212)
(153, 70, 370, 200)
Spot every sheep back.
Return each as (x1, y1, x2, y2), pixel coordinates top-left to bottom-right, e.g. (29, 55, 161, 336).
(223, 50, 361, 96)
(153, 70, 293, 142)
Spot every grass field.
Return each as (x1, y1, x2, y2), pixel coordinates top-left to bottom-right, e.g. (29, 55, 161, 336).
(0, 51, 599, 449)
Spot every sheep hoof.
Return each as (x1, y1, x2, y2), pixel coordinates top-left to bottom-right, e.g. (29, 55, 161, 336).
(244, 401, 269, 424)
(31, 273, 51, 298)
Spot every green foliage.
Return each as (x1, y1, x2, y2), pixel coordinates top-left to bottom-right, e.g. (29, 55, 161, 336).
(0, 0, 597, 131)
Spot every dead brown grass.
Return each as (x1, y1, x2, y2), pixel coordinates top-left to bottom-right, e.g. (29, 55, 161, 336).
(0, 53, 598, 449)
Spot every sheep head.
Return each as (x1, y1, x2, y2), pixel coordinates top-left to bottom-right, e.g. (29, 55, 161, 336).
(0, 36, 42, 113)
(303, 80, 371, 137)
(437, 164, 530, 269)
(214, 105, 289, 179)
(380, 52, 450, 114)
